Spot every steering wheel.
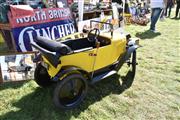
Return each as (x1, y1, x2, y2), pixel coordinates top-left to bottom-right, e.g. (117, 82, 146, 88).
(87, 28, 100, 42)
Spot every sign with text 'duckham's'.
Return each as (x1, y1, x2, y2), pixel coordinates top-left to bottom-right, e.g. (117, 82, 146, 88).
(9, 5, 76, 52)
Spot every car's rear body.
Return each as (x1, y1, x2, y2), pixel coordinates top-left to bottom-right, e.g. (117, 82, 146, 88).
(39, 32, 127, 78)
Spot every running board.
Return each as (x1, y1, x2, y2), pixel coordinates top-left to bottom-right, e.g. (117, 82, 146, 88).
(90, 70, 117, 84)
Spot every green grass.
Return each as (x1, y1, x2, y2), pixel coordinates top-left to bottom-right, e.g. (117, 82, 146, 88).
(0, 15, 180, 119)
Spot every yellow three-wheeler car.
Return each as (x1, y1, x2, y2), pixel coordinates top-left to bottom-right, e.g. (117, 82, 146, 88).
(31, 21, 139, 110)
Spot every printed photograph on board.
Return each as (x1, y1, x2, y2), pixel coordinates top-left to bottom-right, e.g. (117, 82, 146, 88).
(0, 53, 36, 82)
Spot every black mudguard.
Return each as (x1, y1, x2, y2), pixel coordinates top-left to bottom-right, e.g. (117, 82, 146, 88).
(124, 45, 139, 61)
(116, 39, 140, 71)
(52, 66, 89, 82)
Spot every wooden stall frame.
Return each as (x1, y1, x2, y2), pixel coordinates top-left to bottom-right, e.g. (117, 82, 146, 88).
(0, 64, 3, 84)
(0, 23, 17, 53)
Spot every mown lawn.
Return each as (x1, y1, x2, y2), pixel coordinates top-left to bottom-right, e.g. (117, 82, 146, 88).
(0, 15, 180, 119)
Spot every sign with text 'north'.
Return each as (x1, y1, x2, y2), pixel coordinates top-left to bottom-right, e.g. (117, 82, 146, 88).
(9, 7, 76, 52)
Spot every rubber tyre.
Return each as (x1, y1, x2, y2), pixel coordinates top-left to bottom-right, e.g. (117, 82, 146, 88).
(34, 63, 51, 87)
(131, 51, 136, 78)
(53, 74, 88, 110)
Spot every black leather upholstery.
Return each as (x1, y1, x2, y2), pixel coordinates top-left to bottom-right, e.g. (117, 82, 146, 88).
(35, 35, 110, 55)
(35, 36, 72, 55)
(62, 38, 96, 50)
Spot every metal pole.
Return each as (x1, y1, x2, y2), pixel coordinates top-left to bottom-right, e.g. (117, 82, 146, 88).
(91, 41, 100, 79)
(122, 0, 125, 29)
(0, 64, 3, 83)
(78, 0, 84, 21)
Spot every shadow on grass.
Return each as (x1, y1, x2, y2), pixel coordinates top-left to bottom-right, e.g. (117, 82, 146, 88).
(170, 17, 180, 20)
(0, 73, 135, 120)
(121, 71, 135, 90)
(135, 30, 161, 39)
(0, 81, 29, 91)
(175, 79, 180, 83)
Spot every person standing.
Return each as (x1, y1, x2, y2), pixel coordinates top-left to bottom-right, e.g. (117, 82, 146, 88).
(174, 0, 180, 18)
(160, 0, 167, 20)
(165, 0, 175, 17)
(148, 0, 165, 32)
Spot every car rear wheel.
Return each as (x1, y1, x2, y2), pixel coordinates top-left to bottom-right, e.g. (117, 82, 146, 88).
(53, 74, 88, 110)
(34, 63, 52, 87)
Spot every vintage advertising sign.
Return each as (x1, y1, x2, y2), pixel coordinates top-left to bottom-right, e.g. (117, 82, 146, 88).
(9, 6, 76, 52)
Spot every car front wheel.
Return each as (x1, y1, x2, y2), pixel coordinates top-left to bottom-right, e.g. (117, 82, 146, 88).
(53, 74, 88, 110)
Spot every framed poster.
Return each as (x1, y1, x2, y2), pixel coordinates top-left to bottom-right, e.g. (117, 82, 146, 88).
(0, 52, 36, 83)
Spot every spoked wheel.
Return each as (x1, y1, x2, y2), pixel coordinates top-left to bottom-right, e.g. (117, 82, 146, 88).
(34, 63, 52, 87)
(53, 74, 88, 110)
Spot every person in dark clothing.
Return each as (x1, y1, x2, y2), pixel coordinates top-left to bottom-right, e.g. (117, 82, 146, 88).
(112, 0, 123, 5)
(174, 0, 180, 18)
(165, 0, 175, 17)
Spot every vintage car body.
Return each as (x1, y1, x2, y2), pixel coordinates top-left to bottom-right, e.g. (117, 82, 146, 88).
(44, 32, 127, 77)
(31, 22, 139, 110)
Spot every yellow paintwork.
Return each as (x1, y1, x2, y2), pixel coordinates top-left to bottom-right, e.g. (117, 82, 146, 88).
(43, 32, 127, 78)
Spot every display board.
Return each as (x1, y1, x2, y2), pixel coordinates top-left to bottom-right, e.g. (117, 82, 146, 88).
(0, 52, 36, 83)
(8, 6, 76, 52)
